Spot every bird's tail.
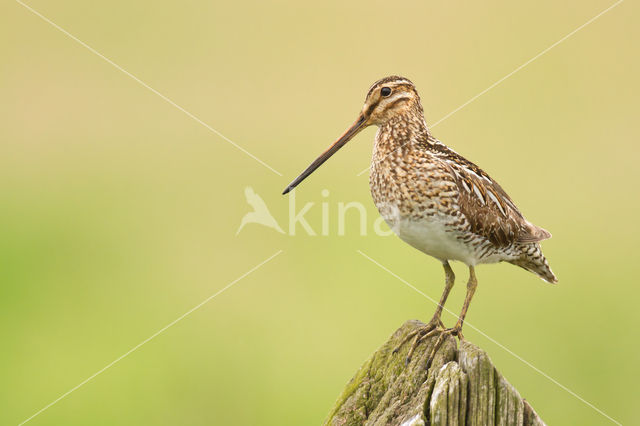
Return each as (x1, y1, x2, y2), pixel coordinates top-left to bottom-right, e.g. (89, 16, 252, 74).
(508, 243, 557, 284)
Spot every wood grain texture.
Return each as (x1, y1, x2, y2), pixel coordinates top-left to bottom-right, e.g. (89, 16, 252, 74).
(326, 320, 545, 426)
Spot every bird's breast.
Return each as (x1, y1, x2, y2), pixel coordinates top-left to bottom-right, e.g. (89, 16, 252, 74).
(369, 144, 483, 263)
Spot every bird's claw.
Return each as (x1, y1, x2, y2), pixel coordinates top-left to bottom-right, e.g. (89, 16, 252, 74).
(425, 325, 463, 369)
(392, 319, 443, 364)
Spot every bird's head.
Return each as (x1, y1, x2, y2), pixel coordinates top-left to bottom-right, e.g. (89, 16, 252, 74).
(282, 76, 423, 195)
(361, 76, 422, 126)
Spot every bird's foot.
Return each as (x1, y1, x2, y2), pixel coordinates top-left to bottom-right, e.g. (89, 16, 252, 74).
(392, 318, 445, 366)
(425, 325, 464, 369)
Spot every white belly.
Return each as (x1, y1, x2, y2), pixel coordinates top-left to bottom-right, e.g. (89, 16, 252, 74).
(394, 216, 478, 265)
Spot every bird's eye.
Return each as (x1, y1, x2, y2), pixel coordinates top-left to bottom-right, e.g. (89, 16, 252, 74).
(381, 87, 392, 97)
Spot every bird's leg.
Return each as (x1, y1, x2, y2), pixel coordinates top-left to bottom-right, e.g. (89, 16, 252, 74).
(426, 266, 478, 366)
(431, 262, 456, 327)
(393, 262, 455, 365)
(451, 265, 477, 337)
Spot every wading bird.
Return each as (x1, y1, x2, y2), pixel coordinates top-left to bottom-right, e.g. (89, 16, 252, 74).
(282, 76, 556, 363)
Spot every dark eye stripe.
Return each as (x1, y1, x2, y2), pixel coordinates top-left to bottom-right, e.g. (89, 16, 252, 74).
(365, 95, 410, 117)
(364, 101, 378, 117)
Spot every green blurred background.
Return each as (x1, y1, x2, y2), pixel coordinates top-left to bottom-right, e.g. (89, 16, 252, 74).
(2, 0, 638, 424)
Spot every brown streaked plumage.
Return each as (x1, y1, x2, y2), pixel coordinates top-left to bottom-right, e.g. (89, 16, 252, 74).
(283, 75, 557, 364)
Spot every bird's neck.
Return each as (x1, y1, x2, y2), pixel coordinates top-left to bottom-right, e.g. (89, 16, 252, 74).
(374, 111, 432, 159)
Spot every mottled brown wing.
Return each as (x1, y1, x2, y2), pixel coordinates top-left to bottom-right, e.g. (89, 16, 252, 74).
(444, 159, 551, 247)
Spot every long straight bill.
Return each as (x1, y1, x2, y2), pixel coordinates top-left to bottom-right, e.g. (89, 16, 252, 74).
(282, 114, 366, 194)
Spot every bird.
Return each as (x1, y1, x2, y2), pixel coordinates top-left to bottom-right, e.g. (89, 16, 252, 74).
(282, 75, 556, 363)
(237, 186, 284, 235)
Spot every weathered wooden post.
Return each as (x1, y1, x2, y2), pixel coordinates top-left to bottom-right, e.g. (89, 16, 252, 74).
(325, 320, 545, 426)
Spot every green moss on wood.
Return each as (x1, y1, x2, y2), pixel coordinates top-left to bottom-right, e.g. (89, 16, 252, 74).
(325, 320, 545, 426)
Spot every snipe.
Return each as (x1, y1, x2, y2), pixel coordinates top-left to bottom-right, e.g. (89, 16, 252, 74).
(283, 76, 556, 364)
